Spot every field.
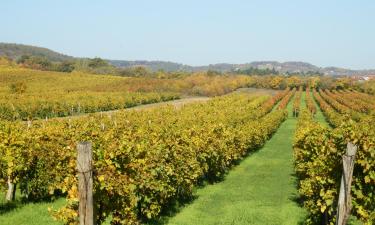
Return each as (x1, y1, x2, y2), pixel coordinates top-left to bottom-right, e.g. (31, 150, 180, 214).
(0, 68, 374, 225)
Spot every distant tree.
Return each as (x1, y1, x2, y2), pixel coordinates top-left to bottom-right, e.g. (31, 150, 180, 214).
(235, 67, 278, 76)
(17, 55, 52, 70)
(57, 61, 75, 72)
(88, 57, 109, 68)
(17, 55, 31, 64)
(31, 56, 52, 69)
(133, 66, 151, 77)
(117, 66, 151, 77)
(207, 70, 221, 76)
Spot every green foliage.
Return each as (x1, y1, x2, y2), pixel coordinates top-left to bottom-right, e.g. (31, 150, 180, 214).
(16, 55, 75, 73)
(88, 58, 109, 68)
(17, 55, 52, 70)
(56, 61, 75, 72)
(118, 66, 151, 77)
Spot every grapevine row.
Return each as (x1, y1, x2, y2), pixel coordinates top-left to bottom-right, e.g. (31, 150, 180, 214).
(334, 90, 375, 113)
(312, 89, 343, 127)
(0, 91, 290, 224)
(293, 109, 375, 224)
(0, 92, 180, 121)
(319, 89, 351, 114)
(329, 90, 369, 113)
(305, 87, 317, 115)
(277, 87, 295, 110)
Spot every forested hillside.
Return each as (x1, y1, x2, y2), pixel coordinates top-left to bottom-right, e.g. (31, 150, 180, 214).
(0, 43, 73, 62)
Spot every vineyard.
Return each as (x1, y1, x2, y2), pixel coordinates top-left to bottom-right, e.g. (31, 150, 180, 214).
(3, 1, 375, 224)
(294, 88, 375, 224)
(0, 69, 374, 225)
(0, 66, 252, 120)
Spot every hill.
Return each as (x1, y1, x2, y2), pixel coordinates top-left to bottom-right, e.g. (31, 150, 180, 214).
(108, 60, 375, 76)
(0, 43, 73, 62)
(1, 43, 375, 75)
(108, 59, 194, 72)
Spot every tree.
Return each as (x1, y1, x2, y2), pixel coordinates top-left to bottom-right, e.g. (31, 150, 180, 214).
(16, 55, 52, 70)
(207, 70, 221, 76)
(88, 57, 109, 68)
(57, 61, 75, 72)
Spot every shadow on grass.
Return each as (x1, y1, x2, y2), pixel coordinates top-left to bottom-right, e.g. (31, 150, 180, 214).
(144, 195, 198, 225)
(289, 171, 309, 225)
(0, 200, 21, 215)
(0, 188, 26, 215)
(0, 190, 64, 216)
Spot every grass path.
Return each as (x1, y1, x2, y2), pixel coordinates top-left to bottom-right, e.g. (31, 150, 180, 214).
(307, 90, 329, 126)
(165, 97, 306, 225)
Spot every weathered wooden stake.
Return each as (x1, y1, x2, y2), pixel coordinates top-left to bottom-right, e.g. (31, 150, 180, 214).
(77, 142, 94, 225)
(5, 177, 16, 202)
(336, 142, 357, 225)
(27, 120, 32, 129)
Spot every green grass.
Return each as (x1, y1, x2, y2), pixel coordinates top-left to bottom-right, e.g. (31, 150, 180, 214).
(0, 191, 65, 225)
(163, 97, 306, 225)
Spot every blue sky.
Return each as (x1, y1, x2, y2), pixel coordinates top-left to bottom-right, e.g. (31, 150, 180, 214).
(1, 0, 375, 69)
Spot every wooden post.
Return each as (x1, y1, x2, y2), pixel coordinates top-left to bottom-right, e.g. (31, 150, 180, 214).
(77, 142, 94, 225)
(27, 120, 32, 129)
(336, 142, 357, 225)
(5, 177, 16, 202)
